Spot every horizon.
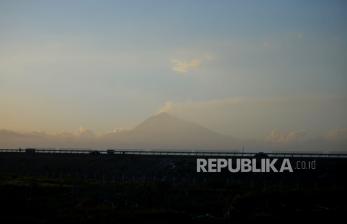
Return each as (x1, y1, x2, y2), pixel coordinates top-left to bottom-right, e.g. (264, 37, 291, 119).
(1, 112, 346, 152)
(1, 0, 346, 151)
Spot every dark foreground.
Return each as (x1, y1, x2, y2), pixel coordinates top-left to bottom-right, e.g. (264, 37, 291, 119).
(0, 151, 346, 223)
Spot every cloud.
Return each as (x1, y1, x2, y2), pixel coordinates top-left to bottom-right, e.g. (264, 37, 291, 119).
(76, 127, 95, 138)
(325, 128, 347, 141)
(261, 128, 347, 152)
(111, 128, 129, 133)
(266, 130, 307, 144)
(158, 101, 174, 113)
(170, 53, 215, 74)
(171, 58, 202, 74)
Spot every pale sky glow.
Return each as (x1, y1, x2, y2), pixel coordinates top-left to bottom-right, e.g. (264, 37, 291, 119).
(0, 0, 346, 142)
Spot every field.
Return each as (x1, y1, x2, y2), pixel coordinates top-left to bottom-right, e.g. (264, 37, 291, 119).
(0, 151, 346, 223)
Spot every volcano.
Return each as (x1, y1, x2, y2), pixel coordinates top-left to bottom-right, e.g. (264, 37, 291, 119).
(104, 112, 240, 150)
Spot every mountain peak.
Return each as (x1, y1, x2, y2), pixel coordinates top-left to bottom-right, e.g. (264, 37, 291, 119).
(133, 112, 220, 136)
(133, 112, 186, 132)
(153, 112, 174, 119)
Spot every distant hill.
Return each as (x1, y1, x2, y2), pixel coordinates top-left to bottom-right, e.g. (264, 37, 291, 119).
(102, 112, 241, 150)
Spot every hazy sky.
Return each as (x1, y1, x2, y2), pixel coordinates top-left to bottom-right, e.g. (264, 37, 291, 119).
(0, 0, 346, 139)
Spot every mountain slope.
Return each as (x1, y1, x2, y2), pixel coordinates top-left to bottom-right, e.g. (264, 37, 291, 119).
(104, 112, 240, 150)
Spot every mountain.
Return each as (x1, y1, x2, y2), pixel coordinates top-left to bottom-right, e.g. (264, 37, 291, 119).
(133, 112, 221, 137)
(103, 112, 241, 150)
(0, 113, 241, 150)
(2, 113, 346, 151)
